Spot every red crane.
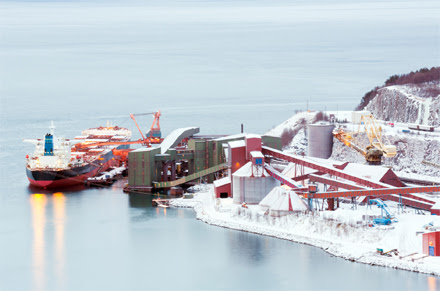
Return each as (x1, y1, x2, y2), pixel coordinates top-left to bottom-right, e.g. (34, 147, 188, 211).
(129, 110, 162, 145)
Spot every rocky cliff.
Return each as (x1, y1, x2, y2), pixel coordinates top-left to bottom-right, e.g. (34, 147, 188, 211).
(331, 133, 440, 177)
(365, 82, 440, 126)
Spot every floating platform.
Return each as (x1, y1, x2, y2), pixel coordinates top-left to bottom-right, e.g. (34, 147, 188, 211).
(86, 166, 126, 186)
(152, 198, 170, 208)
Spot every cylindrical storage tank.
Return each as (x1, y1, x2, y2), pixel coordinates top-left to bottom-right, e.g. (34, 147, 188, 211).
(308, 122, 335, 159)
(232, 162, 280, 204)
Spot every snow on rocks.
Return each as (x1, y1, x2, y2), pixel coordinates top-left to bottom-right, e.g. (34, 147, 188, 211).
(170, 188, 440, 276)
(265, 111, 316, 138)
(366, 83, 440, 127)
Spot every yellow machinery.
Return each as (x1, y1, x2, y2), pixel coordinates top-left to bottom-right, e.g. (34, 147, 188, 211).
(333, 114, 396, 165)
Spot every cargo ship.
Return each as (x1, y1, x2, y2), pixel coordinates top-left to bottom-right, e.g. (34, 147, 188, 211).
(24, 122, 132, 188)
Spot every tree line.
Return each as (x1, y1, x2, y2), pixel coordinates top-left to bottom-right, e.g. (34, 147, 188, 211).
(356, 67, 440, 110)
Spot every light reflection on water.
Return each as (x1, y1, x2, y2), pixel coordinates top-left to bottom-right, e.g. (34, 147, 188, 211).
(30, 194, 47, 291)
(30, 192, 66, 291)
(53, 192, 66, 291)
(428, 276, 437, 291)
(19, 190, 440, 290)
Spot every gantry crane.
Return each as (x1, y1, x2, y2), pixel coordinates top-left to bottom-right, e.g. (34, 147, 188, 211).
(129, 110, 162, 145)
(333, 114, 396, 165)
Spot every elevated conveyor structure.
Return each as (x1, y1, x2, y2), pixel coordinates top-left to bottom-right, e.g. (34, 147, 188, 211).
(262, 146, 390, 189)
(262, 147, 438, 211)
(308, 174, 366, 191)
(160, 127, 200, 154)
(303, 187, 438, 211)
(153, 163, 227, 188)
(264, 164, 306, 190)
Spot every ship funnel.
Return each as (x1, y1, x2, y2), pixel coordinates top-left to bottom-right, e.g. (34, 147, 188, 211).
(44, 134, 54, 156)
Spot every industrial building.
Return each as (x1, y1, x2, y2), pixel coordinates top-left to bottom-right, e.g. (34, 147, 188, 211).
(125, 128, 282, 193)
(126, 120, 439, 216)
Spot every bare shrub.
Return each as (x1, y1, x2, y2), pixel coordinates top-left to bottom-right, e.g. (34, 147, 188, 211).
(315, 111, 329, 122)
(281, 128, 296, 147)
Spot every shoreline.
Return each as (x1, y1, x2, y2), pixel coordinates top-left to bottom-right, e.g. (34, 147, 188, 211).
(171, 189, 440, 277)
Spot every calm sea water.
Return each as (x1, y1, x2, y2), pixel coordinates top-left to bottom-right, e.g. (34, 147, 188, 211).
(1, 0, 439, 290)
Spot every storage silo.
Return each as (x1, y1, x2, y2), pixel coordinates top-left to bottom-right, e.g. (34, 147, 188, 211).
(232, 162, 280, 204)
(307, 122, 335, 159)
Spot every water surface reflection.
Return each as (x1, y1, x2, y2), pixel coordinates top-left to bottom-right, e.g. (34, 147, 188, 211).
(30, 192, 67, 290)
(428, 276, 437, 291)
(53, 192, 66, 290)
(229, 230, 265, 265)
(30, 194, 47, 291)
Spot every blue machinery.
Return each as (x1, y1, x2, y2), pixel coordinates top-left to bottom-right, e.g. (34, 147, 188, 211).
(44, 134, 54, 156)
(368, 198, 397, 225)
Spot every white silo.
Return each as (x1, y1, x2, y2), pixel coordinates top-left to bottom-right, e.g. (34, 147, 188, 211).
(232, 162, 280, 204)
(307, 122, 335, 159)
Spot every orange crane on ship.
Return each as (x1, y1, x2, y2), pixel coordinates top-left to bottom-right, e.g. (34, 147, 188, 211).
(75, 110, 164, 150)
(333, 114, 396, 165)
(130, 110, 162, 145)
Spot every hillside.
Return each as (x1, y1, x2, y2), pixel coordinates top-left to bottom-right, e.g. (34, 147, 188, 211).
(357, 67, 440, 126)
(330, 128, 440, 177)
(267, 67, 440, 178)
(265, 111, 317, 154)
(364, 83, 440, 126)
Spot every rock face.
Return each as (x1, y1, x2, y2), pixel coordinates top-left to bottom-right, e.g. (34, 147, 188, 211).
(331, 133, 440, 177)
(365, 82, 440, 126)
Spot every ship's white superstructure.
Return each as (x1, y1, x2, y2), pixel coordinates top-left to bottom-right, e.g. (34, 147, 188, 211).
(23, 122, 78, 171)
(24, 121, 132, 188)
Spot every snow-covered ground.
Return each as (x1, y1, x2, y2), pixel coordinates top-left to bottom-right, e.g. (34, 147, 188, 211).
(265, 111, 316, 137)
(171, 186, 440, 276)
(330, 111, 440, 176)
(267, 109, 440, 177)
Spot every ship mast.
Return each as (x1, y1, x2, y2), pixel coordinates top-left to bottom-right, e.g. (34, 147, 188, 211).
(50, 121, 55, 135)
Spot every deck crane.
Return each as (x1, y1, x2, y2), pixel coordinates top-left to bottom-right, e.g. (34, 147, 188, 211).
(333, 114, 396, 165)
(129, 110, 163, 146)
(75, 110, 163, 150)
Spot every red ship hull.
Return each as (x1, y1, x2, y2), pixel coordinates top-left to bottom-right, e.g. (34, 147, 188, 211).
(26, 151, 121, 188)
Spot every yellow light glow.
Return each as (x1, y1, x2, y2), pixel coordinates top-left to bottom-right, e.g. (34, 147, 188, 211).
(30, 194, 47, 290)
(428, 276, 437, 291)
(53, 192, 66, 286)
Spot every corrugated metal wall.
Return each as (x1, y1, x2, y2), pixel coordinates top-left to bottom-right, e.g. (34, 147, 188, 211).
(232, 176, 280, 204)
(307, 123, 335, 159)
(128, 148, 160, 186)
(262, 135, 282, 150)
